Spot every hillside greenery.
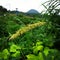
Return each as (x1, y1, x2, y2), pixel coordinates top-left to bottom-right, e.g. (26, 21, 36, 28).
(0, 0, 60, 59)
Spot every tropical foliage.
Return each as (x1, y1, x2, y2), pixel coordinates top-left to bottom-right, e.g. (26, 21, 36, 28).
(0, 0, 60, 60)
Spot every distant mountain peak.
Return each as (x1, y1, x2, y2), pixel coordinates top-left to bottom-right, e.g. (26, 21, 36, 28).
(27, 9, 39, 14)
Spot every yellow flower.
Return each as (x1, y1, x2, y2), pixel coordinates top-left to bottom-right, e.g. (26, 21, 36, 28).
(9, 21, 46, 40)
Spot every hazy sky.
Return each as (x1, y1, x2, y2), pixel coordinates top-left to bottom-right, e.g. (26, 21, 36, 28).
(0, 0, 48, 12)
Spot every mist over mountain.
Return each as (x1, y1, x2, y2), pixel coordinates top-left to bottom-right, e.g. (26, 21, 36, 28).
(27, 9, 39, 14)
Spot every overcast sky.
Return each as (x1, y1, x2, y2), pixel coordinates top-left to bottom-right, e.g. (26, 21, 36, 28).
(0, 0, 48, 12)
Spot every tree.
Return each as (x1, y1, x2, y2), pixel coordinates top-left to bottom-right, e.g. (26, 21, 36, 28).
(0, 6, 8, 37)
(42, 0, 60, 50)
(42, 0, 60, 15)
(0, 6, 7, 15)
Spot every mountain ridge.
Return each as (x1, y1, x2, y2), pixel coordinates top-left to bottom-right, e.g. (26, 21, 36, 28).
(27, 9, 39, 14)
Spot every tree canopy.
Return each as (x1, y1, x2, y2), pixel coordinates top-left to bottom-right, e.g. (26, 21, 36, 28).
(0, 6, 7, 15)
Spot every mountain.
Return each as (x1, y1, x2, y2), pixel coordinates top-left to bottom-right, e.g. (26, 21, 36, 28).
(27, 9, 39, 14)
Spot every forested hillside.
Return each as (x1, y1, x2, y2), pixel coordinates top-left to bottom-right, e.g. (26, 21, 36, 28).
(0, 0, 60, 60)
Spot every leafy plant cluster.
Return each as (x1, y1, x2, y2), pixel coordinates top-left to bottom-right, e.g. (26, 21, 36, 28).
(27, 41, 60, 60)
(0, 13, 60, 60)
(0, 1, 60, 59)
(0, 43, 21, 60)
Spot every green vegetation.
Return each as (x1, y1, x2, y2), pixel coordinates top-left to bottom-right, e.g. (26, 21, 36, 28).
(0, 0, 60, 60)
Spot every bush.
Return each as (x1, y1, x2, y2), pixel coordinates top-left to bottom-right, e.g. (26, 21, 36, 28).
(0, 16, 8, 37)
